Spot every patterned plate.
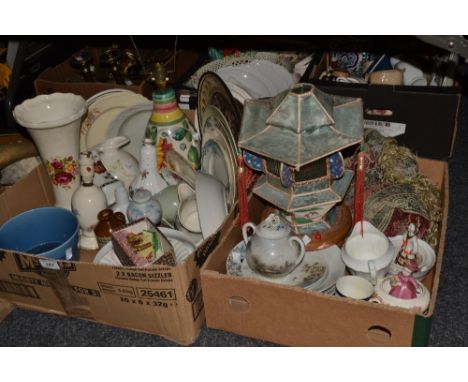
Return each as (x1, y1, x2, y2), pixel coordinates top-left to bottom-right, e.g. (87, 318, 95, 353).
(197, 72, 242, 145)
(226, 240, 346, 291)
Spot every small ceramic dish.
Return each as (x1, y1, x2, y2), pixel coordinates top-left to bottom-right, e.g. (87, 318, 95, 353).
(388, 235, 436, 280)
(195, 172, 228, 239)
(93, 226, 197, 265)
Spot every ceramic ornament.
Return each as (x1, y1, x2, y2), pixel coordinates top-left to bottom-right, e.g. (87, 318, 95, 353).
(71, 151, 108, 250)
(239, 83, 363, 236)
(13, 93, 87, 210)
(145, 69, 200, 172)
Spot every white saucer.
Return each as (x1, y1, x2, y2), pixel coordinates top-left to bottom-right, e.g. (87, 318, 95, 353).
(226, 240, 345, 291)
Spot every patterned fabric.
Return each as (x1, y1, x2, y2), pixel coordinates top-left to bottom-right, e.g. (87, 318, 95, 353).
(344, 129, 441, 248)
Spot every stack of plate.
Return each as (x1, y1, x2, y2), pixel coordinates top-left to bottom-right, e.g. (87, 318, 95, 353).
(80, 89, 150, 154)
(216, 60, 295, 104)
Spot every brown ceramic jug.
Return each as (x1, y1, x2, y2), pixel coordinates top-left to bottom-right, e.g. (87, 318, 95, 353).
(94, 208, 126, 248)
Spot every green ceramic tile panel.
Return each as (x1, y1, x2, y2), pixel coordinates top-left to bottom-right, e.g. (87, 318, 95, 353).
(330, 170, 354, 198)
(294, 178, 330, 194)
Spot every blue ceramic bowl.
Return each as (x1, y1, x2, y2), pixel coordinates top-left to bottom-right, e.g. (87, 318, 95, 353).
(0, 207, 79, 261)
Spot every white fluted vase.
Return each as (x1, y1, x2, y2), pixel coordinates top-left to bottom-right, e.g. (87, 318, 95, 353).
(13, 93, 87, 210)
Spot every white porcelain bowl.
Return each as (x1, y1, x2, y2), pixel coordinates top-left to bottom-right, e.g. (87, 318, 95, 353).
(195, 172, 228, 239)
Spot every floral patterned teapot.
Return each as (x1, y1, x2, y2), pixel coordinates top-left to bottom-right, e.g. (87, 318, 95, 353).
(242, 213, 305, 276)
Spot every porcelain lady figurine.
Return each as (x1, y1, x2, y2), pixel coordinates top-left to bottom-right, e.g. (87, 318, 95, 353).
(96, 136, 139, 190)
(71, 151, 107, 250)
(130, 138, 168, 197)
(394, 223, 419, 274)
(389, 272, 419, 299)
(145, 85, 200, 171)
(13, 93, 87, 209)
(242, 214, 305, 276)
(127, 188, 162, 226)
(372, 273, 431, 312)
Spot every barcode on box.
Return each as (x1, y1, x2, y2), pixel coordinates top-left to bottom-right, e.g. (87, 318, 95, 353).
(364, 119, 406, 137)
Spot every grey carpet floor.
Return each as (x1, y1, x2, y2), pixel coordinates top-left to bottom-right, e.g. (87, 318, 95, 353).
(1, 97, 467, 347)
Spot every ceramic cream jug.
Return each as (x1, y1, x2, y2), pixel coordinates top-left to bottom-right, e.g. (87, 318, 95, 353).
(341, 221, 394, 285)
(242, 214, 305, 276)
(96, 136, 139, 190)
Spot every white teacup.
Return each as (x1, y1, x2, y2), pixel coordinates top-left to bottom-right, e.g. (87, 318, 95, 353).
(176, 183, 201, 234)
(394, 60, 427, 86)
(336, 275, 374, 300)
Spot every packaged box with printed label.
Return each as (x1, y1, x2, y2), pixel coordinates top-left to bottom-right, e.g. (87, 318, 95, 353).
(0, 163, 235, 345)
(201, 158, 448, 346)
(305, 53, 460, 159)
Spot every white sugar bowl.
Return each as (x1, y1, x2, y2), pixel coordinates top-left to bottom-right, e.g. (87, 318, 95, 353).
(242, 214, 305, 276)
(342, 221, 395, 284)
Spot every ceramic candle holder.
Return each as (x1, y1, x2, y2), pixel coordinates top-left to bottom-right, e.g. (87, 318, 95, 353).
(13, 93, 87, 210)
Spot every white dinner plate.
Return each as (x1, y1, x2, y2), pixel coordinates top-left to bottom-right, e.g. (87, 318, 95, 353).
(107, 102, 152, 159)
(80, 92, 149, 152)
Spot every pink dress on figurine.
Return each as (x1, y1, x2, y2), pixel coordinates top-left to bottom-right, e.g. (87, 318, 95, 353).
(389, 273, 419, 299)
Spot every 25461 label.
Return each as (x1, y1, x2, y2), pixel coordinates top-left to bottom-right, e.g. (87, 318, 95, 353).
(136, 288, 176, 300)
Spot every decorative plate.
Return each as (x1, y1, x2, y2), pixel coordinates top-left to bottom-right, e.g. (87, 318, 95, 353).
(200, 105, 238, 209)
(226, 240, 345, 291)
(197, 72, 242, 145)
(80, 92, 149, 152)
(191, 52, 282, 88)
(106, 102, 152, 160)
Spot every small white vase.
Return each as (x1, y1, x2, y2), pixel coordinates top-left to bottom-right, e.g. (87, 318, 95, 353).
(71, 151, 107, 250)
(13, 93, 87, 210)
(130, 138, 168, 197)
(96, 136, 139, 190)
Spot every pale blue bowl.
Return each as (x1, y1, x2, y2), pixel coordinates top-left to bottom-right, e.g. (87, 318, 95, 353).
(0, 207, 79, 260)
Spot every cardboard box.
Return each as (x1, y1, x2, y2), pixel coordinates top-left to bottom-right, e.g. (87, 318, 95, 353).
(0, 164, 235, 345)
(201, 158, 448, 346)
(306, 54, 460, 159)
(34, 48, 201, 100)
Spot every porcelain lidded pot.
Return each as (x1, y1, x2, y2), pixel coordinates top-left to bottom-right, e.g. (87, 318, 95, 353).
(127, 188, 162, 226)
(95, 136, 139, 190)
(242, 213, 305, 276)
